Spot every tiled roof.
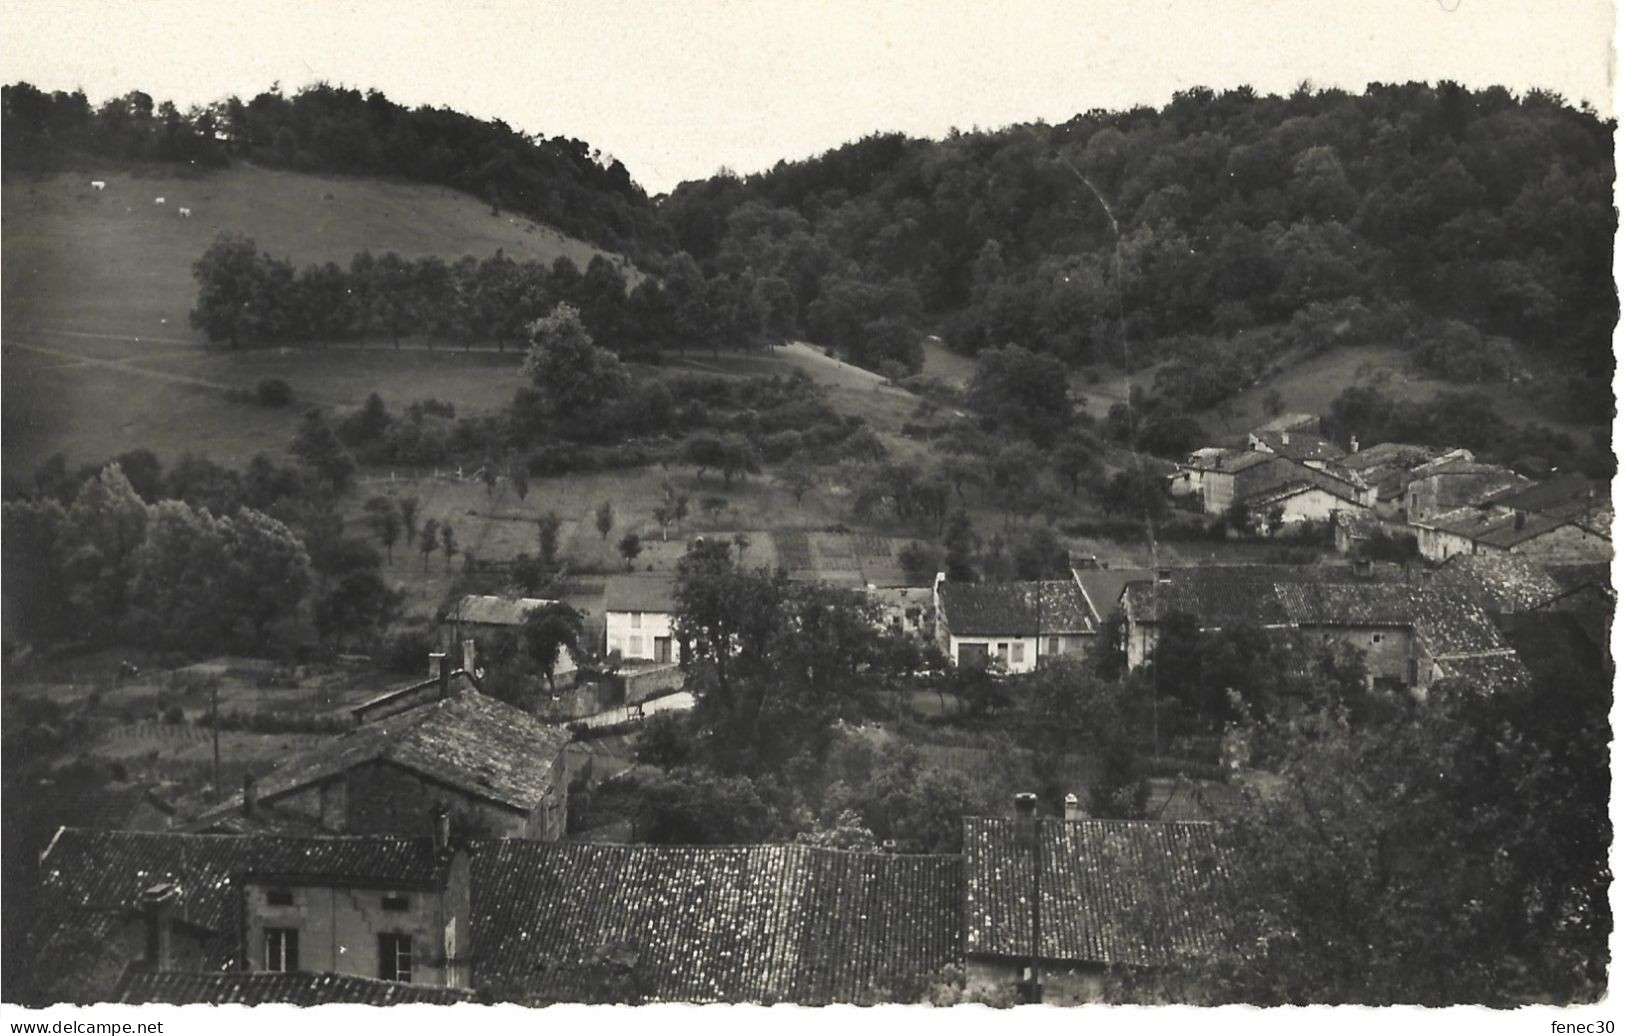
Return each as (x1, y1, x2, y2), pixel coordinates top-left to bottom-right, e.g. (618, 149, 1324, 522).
(1431, 653, 1532, 695)
(196, 690, 570, 820)
(1218, 451, 1274, 474)
(1543, 563, 1614, 599)
(962, 818, 1227, 967)
(603, 573, 678, 614)
(1413, 466, 1532, 510)
(1434, 555, 1563, 613)
(120, 971, 476, 1006)
(35, 829, 455, 972)
(451, 595, 557, 626)
(1123, 569, 1507, 657)
(1415, 504, 1517, 539)
(1484, 475, 1602, 515)
(1234, 455, 1365, 507)
(470, 841, 963, 1004)
(1251, 430, 1346, 464)
(938, 580, 1093, 636)
(1071, 568, 1152, 623)
(1476, 511, 1611, 549)
(1339, 443, 1444, 473)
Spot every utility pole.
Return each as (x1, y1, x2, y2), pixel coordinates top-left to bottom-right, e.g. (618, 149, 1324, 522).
(211, 681, 220, 795)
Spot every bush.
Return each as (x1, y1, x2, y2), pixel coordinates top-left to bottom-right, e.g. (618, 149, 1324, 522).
(255, 378, 295, 407)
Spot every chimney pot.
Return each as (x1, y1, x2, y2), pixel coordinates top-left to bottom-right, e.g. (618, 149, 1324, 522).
(1013, 792, 1039, 850)
(429, 651, 447, 681)
(1063, 793, 1082, 821)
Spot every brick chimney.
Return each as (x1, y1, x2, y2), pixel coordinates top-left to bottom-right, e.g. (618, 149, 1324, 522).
(430, 652, 451, 698)
(1063, 793, 1083, 821)
(460, 638, 478, 677)
(1013, 792, 1039, 849)
(242, 772, 258, 820)
(141, 883, 180, 971)
(1156, 567, 1173, 584)
(1349, 435, 1360, 454)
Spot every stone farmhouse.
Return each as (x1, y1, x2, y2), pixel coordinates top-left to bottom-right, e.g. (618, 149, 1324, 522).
(446, 594, 577, 683)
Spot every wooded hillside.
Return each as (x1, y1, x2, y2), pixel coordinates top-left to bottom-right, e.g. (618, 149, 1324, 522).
(664, 83, 1615, 402)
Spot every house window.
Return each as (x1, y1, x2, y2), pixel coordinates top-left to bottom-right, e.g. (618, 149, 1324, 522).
(1372, 634, 1384, 645)
(265, 927, 299, 973)
(1011, 642, 1025, 665)
(628, 634, 644, 657)
(379, 933, 413, 983)
(382, 895, 410, 912)
(630, 611, 642, 629)
(1048, 636, 1061, 655)
(266, 888, 294, 907)
(996, 643, 1009, 663)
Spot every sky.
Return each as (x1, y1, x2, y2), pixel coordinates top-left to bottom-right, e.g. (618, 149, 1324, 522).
(1, 0, 1616, 194)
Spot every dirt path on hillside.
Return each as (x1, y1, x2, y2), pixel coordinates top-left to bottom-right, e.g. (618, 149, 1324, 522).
(4, 338, 347, 405)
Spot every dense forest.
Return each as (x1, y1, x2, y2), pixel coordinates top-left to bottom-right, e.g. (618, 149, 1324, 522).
(0, 81, 672, 265)
(665, 83, 1615, 408)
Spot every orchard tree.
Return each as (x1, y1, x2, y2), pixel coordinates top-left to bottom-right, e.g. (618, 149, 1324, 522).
(363, 495, 402, 561)
(398, 495, 420, 546)
(595, 500, 615, 540)
(440, 522, 458, 569)
(418, 518, 440, 571)
(617, 531, 643, 570)
(290, 409, 356, 491)
(537, 511, 562, 565)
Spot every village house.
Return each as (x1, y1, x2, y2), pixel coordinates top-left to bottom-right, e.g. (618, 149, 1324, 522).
(866, 582, 936, 642)
(1119, 565, 1525, 696)
(934, 575, 1094, 672)
(27, 822, 474, 1003)
(961, 803, 1227, 1004)
(182, 656, 571, 840)
(1402, 455, 1528, 522)
(1411, 497, 1612, 564)
(1199, 451, 1373, 529)
(1338, 442, 1457, 520)
(602, 573, 678, 664)
(446, 594, 577, 683)
(1247, 412, 1320, 446)
(1248, 427, 1347, 469)
(28, 826, 964, 1006)
(1070, 565, 1153, 631)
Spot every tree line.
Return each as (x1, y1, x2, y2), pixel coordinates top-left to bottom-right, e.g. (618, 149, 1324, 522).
(190, 231, 790, 356)
(1, 81, 669, 265)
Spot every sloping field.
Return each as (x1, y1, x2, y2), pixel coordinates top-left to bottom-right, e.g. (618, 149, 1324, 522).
(2, 163, 630, 345)
(2, 163, 631, 469)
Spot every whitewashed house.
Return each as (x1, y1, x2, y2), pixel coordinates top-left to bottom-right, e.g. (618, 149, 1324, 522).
(603, 573, 678, 664)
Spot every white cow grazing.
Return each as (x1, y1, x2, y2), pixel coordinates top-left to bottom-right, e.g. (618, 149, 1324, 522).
(178, 207, 192, 218)
(90, 180, 106, 191)
(154, 197, 165, 205)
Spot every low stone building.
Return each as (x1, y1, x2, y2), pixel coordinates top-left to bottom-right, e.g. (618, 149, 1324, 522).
(185, 663, 571, 841)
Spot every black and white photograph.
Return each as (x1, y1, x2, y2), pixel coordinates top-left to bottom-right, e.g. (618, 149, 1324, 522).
(0, 0, 1616, 1023)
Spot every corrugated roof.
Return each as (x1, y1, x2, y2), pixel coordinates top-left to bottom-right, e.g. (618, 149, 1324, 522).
(120, 971, 476, 1006)
(452, 595, 557, 626)
(603, 574, 678, 614)
(194, 691, 570, 819)
(470, 841, 963, 1004)
(938, 580, 1094, 636)
(962, 818, 1227, 967)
